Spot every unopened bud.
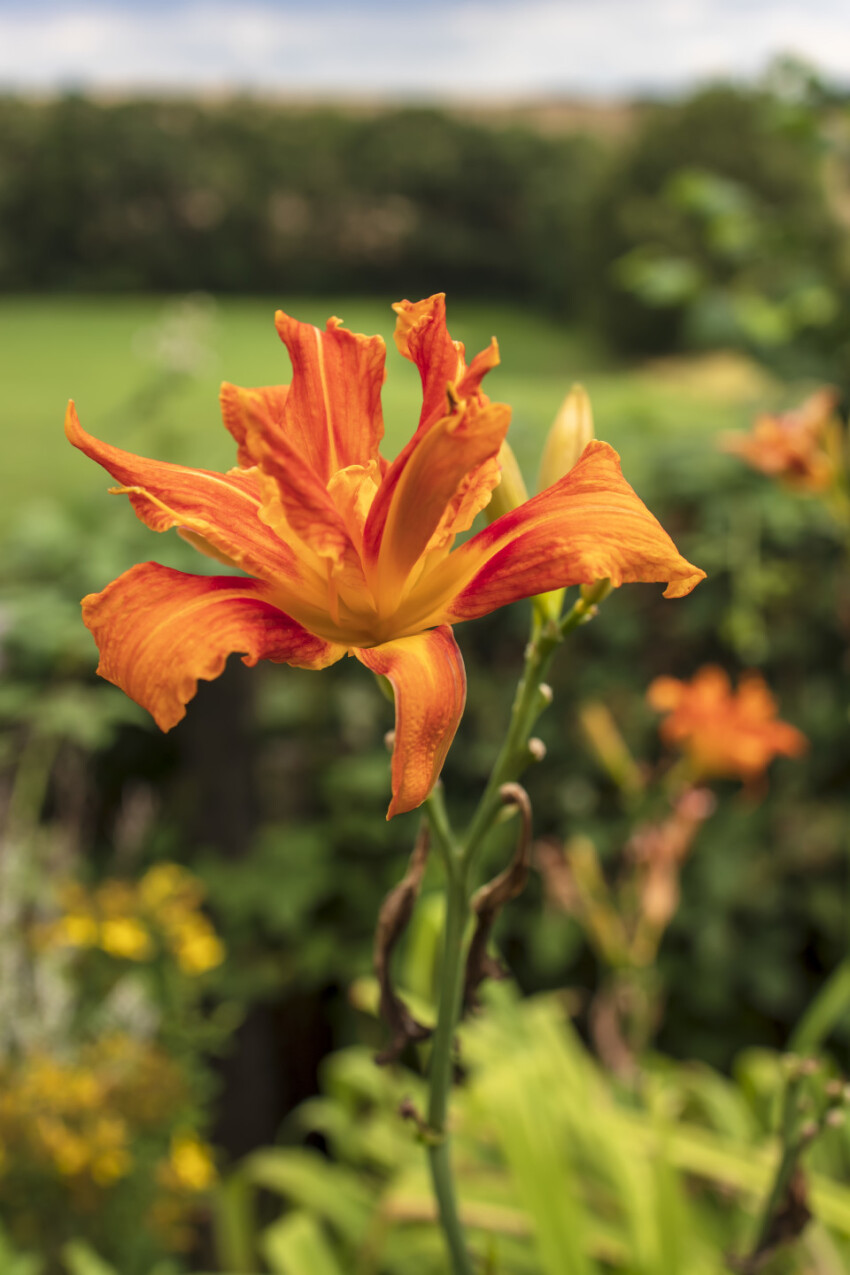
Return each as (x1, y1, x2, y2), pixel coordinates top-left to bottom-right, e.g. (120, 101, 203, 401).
(539, 683, 554, 706)
(487, 441, 529, 523)
(384, 730, 396, 752)
(528, 738, 547, 762)
(825, 1109, 846, 1130)
(537, 383, 595, 493)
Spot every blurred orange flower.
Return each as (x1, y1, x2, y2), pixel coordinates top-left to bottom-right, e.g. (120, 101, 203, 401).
(720, 388, 842, 492)
(68, 294, 703, 817)
(648, 665, 807, 782)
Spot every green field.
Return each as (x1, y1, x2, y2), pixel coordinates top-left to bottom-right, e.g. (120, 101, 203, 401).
(1, 294, 789, 541)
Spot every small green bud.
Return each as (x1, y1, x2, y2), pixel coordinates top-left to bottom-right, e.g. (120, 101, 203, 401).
(537, 383, 595, 493)
(487, 441, 529, 523)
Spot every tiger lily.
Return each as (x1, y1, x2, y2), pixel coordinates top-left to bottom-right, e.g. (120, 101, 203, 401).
(67, 294, 704, 817)
(720, 388, 842, 492)
(648, 665, 807, 782)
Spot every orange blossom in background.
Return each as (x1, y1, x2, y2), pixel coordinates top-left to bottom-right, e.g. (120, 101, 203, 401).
(720, 388, 842, 492)
(648, 665, 807, 783)
(67, 294, 704, 817)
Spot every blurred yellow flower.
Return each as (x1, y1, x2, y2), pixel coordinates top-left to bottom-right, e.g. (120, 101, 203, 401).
(61, 913, 99, 947)
(100, 916, 154, 961)
(171, 925, 225, 975)
(89, 1116, 132, 1185)
(139, 862, 204, 911)
(36, 1117, 90, 1176)
(38, 863, 223, 975)
(166, 1133, 217, 1192)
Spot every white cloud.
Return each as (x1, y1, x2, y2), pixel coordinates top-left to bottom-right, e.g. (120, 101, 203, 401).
(0, 0, 847, 96)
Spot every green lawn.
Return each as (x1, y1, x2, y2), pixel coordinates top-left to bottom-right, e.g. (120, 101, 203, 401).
(1, 293, 786, 541)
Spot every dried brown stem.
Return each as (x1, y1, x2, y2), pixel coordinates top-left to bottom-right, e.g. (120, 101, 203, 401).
(374, 822, 433, 1064)
(463, 782, 532, 1014)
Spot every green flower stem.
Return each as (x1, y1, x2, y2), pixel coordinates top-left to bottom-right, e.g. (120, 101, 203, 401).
(422, 581, 609, 1273)
(425, 856, 475, 1275)
(745, 1068, 806, 1264)
(461, 582, 610, 875)
(424, 782, 457, 877)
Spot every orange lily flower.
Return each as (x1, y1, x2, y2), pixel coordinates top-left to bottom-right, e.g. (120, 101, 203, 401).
(68, 294, 704, 817)
(647, 665, 807, 782)
(720, 388, 841, 492)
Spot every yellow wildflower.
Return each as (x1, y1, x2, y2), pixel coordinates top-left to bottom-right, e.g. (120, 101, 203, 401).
(89, 1116, 132, 1185)
(169, 916, 225, 975)
(139, 863, 203, 911)
(61, 913, 100, 947)
(167, 1133, 217, 1192)
(100, 916, 154, 961)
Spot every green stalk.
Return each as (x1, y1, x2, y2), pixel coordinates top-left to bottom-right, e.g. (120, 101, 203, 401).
(745, 1069, 806, 1263)
(421, 582, 609, 1273)
(425, 856, 475, 1275)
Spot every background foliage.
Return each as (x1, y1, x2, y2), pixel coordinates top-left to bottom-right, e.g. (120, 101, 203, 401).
(1, 62, 848, 364)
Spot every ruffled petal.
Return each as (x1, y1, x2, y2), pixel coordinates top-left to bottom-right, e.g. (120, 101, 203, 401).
(83, 562, 344, 730)
(272, 312, 386, 479)
(65, 402, 301, 587)
(355, 626, 466, 819)
(363, 397, 511, 606)
(399, 441, 705, 629)
(220, 383, 291, 470)
(222, 320, 385, 482)
(393, 294, 499, 435)
(220, 386, 360, 579)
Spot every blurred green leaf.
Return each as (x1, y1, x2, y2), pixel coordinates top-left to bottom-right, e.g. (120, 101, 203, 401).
(61, 1241, 117, 1275)
(261, 1213, 345, 1275)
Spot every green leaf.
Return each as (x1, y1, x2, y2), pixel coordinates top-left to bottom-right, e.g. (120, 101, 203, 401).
(212, 1171, 257, 1274)
(245, 1147, 374, 1245)
(261, 1213, 345, 1275)
(61, 1241, 118, 1275)
(0, 1221, 44, 1275)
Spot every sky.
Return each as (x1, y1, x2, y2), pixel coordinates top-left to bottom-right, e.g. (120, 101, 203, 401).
(0, 0, 847, 98)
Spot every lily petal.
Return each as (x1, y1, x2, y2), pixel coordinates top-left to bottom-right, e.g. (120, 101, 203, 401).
(273, 312, 386, 479)
(65, 402, 301, 588)
(220, 383, 291, 470)
(253, 431, 358, 569)
(401, 441, 705, 628)
(363, 397, 511, 606)
(83, 562, 344, 731)
(393, 294, 499, 435)
(355, 626, 466, 818)
(221, 367, 374, 577)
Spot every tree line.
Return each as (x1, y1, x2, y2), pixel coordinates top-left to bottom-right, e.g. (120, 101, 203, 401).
(1, 75, 847, 360)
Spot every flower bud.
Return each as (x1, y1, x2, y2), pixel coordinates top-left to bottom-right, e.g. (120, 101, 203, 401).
(487, 441, 529, 523)
(537, 383, 594, 492)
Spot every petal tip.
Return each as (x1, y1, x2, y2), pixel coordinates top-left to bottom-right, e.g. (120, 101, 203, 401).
(663, 567, 707, 599)
(65, 399, 82, 443)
